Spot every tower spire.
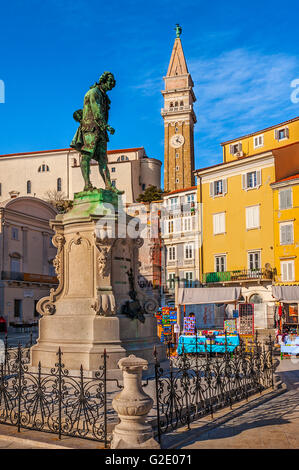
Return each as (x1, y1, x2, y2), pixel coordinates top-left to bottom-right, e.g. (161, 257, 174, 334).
(161, 27, 196, 192)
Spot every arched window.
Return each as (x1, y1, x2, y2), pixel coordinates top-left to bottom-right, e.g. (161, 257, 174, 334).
(38, 164, 50, 172)
(174, 101, 178, 107)
(250, 294, 263, 304)
(27, 180, 31, 194)
(57, 177, 62, 192)
(117, 155, 129, 162)
(170, 102, 173, 107)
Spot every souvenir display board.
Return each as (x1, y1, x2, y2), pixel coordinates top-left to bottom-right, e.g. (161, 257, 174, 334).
(155, 307, 177, 344)
(239, 303, 254, 335)
(183, 316, 196, 335)
(224, 319, 237, 334)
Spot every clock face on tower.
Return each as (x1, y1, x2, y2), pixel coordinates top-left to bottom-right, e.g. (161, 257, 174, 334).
(170, 133, 185, 148)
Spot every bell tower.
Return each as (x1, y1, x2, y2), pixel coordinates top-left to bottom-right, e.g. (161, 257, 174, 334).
(162, 25, 196, 192)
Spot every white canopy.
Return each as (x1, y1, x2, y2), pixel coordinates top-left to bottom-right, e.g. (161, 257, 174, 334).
(178, 287, 242, 305)
(272, 286, 299, 303)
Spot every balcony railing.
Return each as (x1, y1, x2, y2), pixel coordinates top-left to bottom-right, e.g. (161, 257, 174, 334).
(203, 269, 274, 284)
(1, 271, 58, 284)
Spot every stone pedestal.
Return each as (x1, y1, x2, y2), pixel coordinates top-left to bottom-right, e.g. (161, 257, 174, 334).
(30, 189, 165, 375)
(111, 355, 160, 449)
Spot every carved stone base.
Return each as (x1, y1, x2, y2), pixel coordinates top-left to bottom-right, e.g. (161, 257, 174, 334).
(31, 190, 166, 373)
(30, 314, 165, 373)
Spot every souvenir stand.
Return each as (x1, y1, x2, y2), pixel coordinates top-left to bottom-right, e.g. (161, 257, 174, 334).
(176, 287, 241, 355)
(154, 307, 177, 355)
(272, 286, 299, 357)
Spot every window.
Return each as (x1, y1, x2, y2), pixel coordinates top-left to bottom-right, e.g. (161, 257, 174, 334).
(111, 167, 116, 172)
(111, 180, 116, 187)
(176, 166, 179, 171)
(34, 300, 40, 318)
(170, 197, 179, 208)
(248, 251, 261, 270)
(57, 178, 62, 192)
(279, 188, 292, 210)
(253, 134, 264, 149)
(168, 273, 176, 289)
(11, 227, 19, 240)
(117, 155, 129, 162)
(215, 255, 226, 272)
(176, 178, 179, 183)
(142, 184, 146, 191)
(184, 243, 194, 259)
(275, 127, 289, 141)
(210, 179, 227, 197)
(184, 272, 193, 287)
(168, 220, 174, 234)
(10, 257, 20, 273)
(26, 180, 31, 194)
(168, 246, 176, 261)
(213, 212, 225, 235)
(280, 222, 294, 245)
(229, 142, 242, 155)
(186, 193, 195, 203)
(49, 261, 56, 277)
(183, 217, 192, 231)
(38, 164, 50, 172)
(14, 299, 22, 318)
(175, 153, 179, 158)
(246, 205, 260, 229)
(281, 260, 294, 282)
(242, 170, 261, 190)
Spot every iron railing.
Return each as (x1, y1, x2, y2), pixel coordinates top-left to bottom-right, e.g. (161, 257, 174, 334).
(153, 333, 275, 445)
(203, 268, 274, 284)
(0, 342, 121, 447)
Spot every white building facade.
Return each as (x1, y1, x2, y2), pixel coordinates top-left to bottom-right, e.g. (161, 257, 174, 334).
(161, 186, 200, 303)
(0, 147, 161, 204)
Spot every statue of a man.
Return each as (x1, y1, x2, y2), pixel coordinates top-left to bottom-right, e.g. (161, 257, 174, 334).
(71, 72, 121, 193)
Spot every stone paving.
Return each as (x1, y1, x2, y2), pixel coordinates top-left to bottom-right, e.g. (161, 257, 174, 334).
(180, 357, 299, 449)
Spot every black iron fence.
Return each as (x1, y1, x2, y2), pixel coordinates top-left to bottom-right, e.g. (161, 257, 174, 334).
(0, 333, 276, 448)
(153, 334, 276, 445)
(0, 342, 121, 447)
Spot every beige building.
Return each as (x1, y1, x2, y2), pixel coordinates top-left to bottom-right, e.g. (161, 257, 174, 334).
(0, 147, 161, 204)
(0, 196, 58, 327)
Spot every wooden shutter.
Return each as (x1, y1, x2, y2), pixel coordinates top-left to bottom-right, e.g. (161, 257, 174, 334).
(210, 182, 214, 197)
(285, 127, 289, 138)
(242, 174, 247, 190)
(274, 129, 279, 140)
(279, 190, 287, 210)
(223, 178, 227, 195)
(256, 170, 261, 186)
(237, 142, 242, 152)
(229, 144, 234, 155)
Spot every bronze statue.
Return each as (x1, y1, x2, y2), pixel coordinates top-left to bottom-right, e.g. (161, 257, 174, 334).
(71, 72, 122, 193)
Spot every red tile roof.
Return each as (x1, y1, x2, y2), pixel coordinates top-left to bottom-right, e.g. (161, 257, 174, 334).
(274, 173, 299, 183)
(164, 186, 197, 195)
(0, 147, 144, 158)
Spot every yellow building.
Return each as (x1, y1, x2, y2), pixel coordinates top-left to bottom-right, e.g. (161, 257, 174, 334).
(271, 173, 299, 284)
(195, 117, 299, 329)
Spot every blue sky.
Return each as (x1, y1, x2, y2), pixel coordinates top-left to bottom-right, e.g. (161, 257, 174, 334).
(0, 0, 298, 186)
